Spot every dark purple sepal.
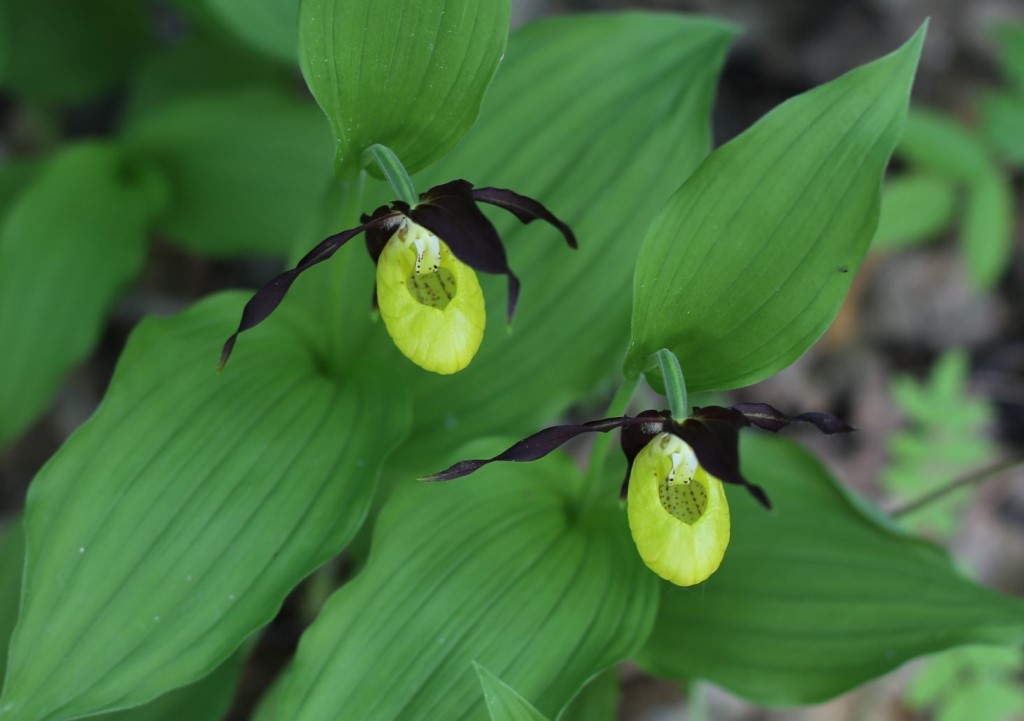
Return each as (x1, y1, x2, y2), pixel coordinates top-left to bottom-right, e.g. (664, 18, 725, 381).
(421, 416, 653, 482)
(409, 180, 521, 321)
(471, 186, 578, 249)
(673, 406, 772, 509)
(732, 402, 855, 434)
(618, 410, 670, 495)
(410, 181, 512, 276)
(219, 210, 402, 370)
(362, 205, 398, 265)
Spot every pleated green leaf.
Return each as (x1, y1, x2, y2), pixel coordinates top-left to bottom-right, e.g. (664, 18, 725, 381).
(0, 294, 409, 720)
(898, 109, 990, 182)
(981, 91, 1024, 166)
(0, 519, 24, 683)
(874, 174, 956, 249)
(265, 452, 659, 720)
(0, 143, 165, 446)
(0, 0, 148, 103)
(635, 434, 1024, 705)
(124, 34, 291, 122)
(961, 166, 1013, 289)
(206, 0, 298, 64)
(476, 665, 550, 721)
(0, 529, 247, 721)
(298, 0, 509, 173)
(98, 648, 247, 721)
(386, 12, 735, 474)
(625, 26, 925, 390)
(992, 22, 1024, 90)
(557, 670, 618, 721)
(123, 89, 334, 256)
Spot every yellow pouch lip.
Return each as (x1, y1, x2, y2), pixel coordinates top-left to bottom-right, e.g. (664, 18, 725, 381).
(375, 224, 486, 375)
(627, 432, 731, 587)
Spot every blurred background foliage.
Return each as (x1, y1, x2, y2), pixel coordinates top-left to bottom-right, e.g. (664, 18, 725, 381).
(0, 0, 1021, 719)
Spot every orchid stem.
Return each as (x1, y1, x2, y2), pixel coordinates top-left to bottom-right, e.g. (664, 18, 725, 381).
(322, 166, 366, 372)
(365, 144, 418, 206)
(580, 375, 641, 514)
(890, 457, 1024, 517)
(656, 348, 688, 422)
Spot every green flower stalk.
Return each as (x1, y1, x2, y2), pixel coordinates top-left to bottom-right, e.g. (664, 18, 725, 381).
(220, 180, 575, 374)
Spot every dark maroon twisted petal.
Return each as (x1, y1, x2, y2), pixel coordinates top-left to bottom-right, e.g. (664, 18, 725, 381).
(421, 416, 655, 481)
(732, 402, 855, 433)
(471, 186, 577, 249)
(219, 209, 401, 369)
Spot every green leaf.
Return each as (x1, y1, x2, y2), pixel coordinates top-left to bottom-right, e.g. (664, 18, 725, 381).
(0, 0, 148, 103)
(123, 89, 334, 256)
(873, 174, 956, 250)
(981, 91, 1024, 166)
(626, 26, 925, 390)
(298, 0, 510, 174)
(0, 294, 410, 720)
(883, 350, 995, 535)
(898, 109, 991, 182)
(0, 143, 165, 446)
(908, 646, 1024, 714)
(388, 12, 736, 473)
(557, 670, 618, 721)
(0, 519, 25, 683)
(991, 22, 1024, 89)
(961, 166, 1013, 289)
(264, 451, 659, 720)
(0, 526, 200, 719)
(476, 664, 551, 721)
(97, 647, 248, 721)
(206, 0, 298, 64)
(0, 158, 38, 219)
(936, 680, 1024, 721)
(124, 33, 292, 122)
(635, 434, 1024, 705)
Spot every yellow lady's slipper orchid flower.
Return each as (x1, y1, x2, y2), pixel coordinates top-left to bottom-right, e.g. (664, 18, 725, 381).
(626, 432, 730, 586)
(219, 180, 575, 373)
(425, 403, 851, 586)
(375, 220, 485, 374)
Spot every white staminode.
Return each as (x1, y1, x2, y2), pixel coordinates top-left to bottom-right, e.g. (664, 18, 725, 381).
(402, 221, 442, 275)
(663, 435, 699, 486)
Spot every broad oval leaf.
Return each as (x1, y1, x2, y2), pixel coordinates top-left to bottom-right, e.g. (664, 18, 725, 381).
(0, 143, 165, 446)
(206, 0, 298, 64)
(556, 670, 617, 721)
(635, 434, 1024, 705)
(897, 108, 990, 182)
(97, 648, 248, 721)
(123, 89, 334, 256)
(298, 0, 509, 174)
(625, 26, 926, 390)
(992, 22, 1024, 90)
(874, 174, 955, 250)
(961, 166, 1013, 290)
(386, 12, 737, 474)
(0, 518, 24, 684)
(264, 452, 659, 720)
(0, 0, 148, 103)
(0, 294, 410, 720)
(981, 91, 1024, 165)
(476, 665, 550, 721)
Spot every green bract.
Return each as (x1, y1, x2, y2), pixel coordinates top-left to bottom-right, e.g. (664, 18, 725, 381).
(298, 0, 510, 174)
(626, 24, 926, 391)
